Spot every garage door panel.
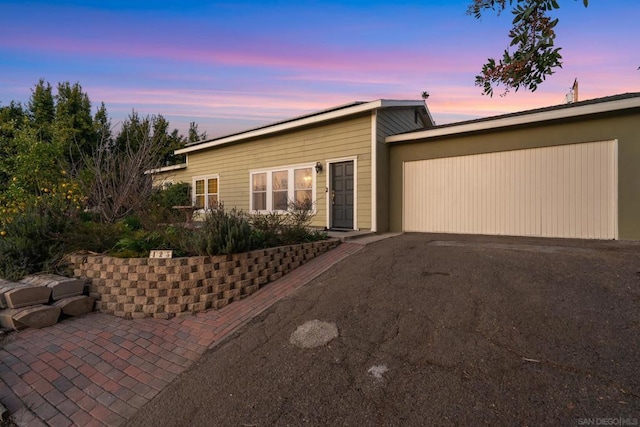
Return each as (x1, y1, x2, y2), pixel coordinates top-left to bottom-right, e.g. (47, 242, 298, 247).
(403, 140, 617, 239)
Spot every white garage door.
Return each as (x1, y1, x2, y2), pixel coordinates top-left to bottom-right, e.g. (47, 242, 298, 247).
(403, 140, 618, 239)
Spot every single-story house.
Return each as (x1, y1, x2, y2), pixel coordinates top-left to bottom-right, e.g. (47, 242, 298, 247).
(153, 100, 432, 232)
(154, 92, 640, 240)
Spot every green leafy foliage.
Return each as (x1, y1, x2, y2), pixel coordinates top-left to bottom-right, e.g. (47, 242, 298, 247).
(0, 101, 27, 191)
(144, 182, 192, 225)
(195, 204, 253, 256)
(251, 199, 327, 248)
(469, 0, 589, 96)
(114, 112, 188, 167)
(0, 198, 72, 280)
(5, 127, 67, 197)
(62, 220, 126, 254)
(112, 230, 165, 258)
(54, 81, 96, 169)
(156, 225, 198, 257)
(0, 127, 88, 240)
(27, 79, 55, 143)
(250, 212, 287, 248)
(0, 79, 328, 278)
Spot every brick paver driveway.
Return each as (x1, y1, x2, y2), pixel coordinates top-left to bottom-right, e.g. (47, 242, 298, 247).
(0, 243, 363, 426)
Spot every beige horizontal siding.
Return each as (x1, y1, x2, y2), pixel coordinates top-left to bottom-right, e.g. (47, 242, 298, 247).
(158, 114, 373, 229)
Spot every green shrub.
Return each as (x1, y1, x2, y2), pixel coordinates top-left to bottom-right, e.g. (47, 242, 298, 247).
(158, 225, 197, 257)
(195, 204, 252, 255)
(122, 215, 143, 231)
(158, 182, 191, 207)
(112, 230, 166, 258)
(0, 202, 71, 280)
(144, 182, 191, 225)
(62, 220, 126, 254)
(250, 199, 326, 247)
(0, 191, 328, 275)
(66, 223, 196, 258)
(280, 199, 321, 243)
(250, 211, 286, 248)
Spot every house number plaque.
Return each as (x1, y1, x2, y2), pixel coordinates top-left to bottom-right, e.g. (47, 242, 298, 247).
(149, 250, 173, 259)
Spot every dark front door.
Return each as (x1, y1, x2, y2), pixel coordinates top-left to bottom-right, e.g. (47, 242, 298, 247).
(331, 161, 354, 229)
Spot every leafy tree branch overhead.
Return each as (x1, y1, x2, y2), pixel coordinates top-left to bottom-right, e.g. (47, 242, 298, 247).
(469, 0, 589, 96)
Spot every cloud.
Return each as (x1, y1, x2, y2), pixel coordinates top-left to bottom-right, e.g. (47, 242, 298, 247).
(1, 0, 637, 139)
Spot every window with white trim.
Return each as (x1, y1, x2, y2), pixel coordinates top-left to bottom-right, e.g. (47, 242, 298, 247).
(272, 170, 288, 210)
(251, 166, 314, 212)
(193, 175, 219, 210)
(252, 173, 267, 211)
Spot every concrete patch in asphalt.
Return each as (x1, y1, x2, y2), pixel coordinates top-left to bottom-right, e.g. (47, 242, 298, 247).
(289, 319, 338, 348)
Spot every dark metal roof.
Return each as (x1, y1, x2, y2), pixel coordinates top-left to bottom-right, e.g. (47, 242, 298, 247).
(431, 92, 640, 131)
(185, 101, 366, 148)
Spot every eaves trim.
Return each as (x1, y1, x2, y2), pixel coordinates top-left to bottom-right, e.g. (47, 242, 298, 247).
(144, 163, 187, 175)
(177, 100, 426, 155)
(386, 96, 640, 143)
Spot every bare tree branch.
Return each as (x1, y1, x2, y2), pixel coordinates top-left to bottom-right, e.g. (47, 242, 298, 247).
(82, 125, 164, 223)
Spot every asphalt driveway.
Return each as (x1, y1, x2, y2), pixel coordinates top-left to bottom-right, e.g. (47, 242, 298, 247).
(126, 233, 640, 426)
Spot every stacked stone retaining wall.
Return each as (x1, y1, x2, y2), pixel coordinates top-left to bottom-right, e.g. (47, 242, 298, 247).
(66, 239, 339, 319)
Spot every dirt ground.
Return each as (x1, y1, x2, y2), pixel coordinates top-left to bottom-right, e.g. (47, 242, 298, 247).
(126, 233, 640, 426)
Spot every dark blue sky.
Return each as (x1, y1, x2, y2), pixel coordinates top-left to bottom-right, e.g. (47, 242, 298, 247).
(1, 0, 638, 136)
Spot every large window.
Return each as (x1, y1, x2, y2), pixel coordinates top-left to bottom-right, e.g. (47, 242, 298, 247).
(294, 168, 313, 209)
(251, 165, 314, 212)
(272, 170, 288, 210)
(193, 175, 219, 210)
(252, 173, 266, 211)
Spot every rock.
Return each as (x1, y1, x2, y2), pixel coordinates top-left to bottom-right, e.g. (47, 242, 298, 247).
(0, 308, 28, 330)
(0, 284, 15, 309)
(0, 280, 51, 309)
(21, 274, 84, 301)
(12, 305, 61, 329)
(367, 365, 389, 382)
(54, 295, 95, 316)
(0, 278, 23, 308)
(289, 319, 339, 349)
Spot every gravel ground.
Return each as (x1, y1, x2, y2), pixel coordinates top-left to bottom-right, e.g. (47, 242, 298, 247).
(126, 233, 640, 426)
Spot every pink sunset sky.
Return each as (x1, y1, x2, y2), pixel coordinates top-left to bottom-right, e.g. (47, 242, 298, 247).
(0, 0, 638, 138)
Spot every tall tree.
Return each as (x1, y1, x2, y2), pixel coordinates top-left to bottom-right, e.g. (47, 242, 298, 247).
(0, 101, 27, 191)
(9, 127, 66, 197)
(2, 81, 207, 224)
(54, 81, 95, 170)
(27, 79, 55, 142)
(163, 128, 186, 166)
(470, 0, 589, 96)
(188, 121, 207, 144)
(115, 111, 189, 166)
(115, 110, 149, 153)
(93, 102, 113, 147)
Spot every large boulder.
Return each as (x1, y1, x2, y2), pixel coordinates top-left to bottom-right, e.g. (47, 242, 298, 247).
(54, 295, 95, 317)
(0, 279, 51, 309)
(0, 305, 61, 330)
(21, 274, 84, 301)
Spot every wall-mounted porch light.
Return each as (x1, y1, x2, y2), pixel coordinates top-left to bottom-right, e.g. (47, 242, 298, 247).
(315, 162, 323, 173)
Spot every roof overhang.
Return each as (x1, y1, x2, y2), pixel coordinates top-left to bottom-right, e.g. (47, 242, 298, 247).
(144, 163, 187, 175)
(177, 99, 427, 155)
(386, 95, 640, 144)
